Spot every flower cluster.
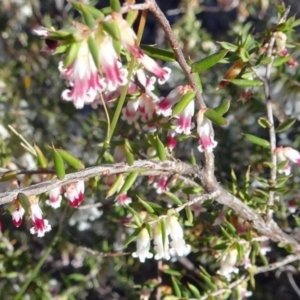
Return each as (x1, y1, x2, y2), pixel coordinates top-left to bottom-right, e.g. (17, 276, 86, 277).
(35, 13, 170, 110)
(11, 180, 85, 237)
(132, 215, 190, 263)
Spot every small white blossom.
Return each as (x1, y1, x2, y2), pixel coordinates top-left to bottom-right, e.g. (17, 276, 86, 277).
(132, 228, 153, 263)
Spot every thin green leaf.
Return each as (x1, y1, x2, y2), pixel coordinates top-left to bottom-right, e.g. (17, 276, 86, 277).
(122, 227, 141, 248)
(126, 10, 139, 26)
(164, 192, 182, 205)
(182, 186, 202, 195)
(193, 72, 203, 92)
(191, 49, 228, 72)
(214, 99, 230, 115)
(258, 117, 272, 129)
(63, 42, 80, 68)
(171, 277, 182, 298)
(217, 41, 238, 51)
(52, 147, 65, 179)
(18, 193, 31, 214)
(0, 170, 18, 182)
(71, 2, 104, 19)
(87, 36, 99, 68)
(102, 20, 121, 41)
(56, 149, 85, 170)
(226, 79, 263, 87)
(185, 206, 193, 224)
(140, 45, 175, 62)
(110, 0, 121, 12)
(276, 118, 296, 132)
(106, 174, 124, 198)
(137, 196, 155, 214)
(118, 172, 138, 194)
(126, 206, 142, 227)
(155, 134, 166, 161)
(188, 283, 201, 298)
(81, 6, 95, 29)
(204, 108, 227, 126)
(163, 269, 181, 276)
(172, 90, 196, 116)
(244, 134, 270, 147)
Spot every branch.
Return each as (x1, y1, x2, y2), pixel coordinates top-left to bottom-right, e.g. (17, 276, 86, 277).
(146, 0, 206, 109)
(215, 188, 300, 253)
(255, 254, 300, 274)
(263, 6, 291, 219)
(0, 160, 198, 205)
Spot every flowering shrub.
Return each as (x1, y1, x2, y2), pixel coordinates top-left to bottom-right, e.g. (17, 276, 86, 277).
(1, 0, 300, 299)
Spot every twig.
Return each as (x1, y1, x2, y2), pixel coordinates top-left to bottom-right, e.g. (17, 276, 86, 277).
(0, 160, 198, 205)
(146, 0, 206, 109)
(287, 272, 300, 298)
(255, 254, 300, 274)
(79, 246, 130, 257)
(264, 6, 291, 221)
(147, 191, 220, 225)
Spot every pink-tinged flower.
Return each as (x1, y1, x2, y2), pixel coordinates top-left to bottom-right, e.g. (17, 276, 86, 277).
(11, 201, 25, 227)
(190, 203, 207, 218)
(174, 99, 195, 135)
(46, 187, 63, 209)
(135, 69, 156, 91)
(132, 227, 153, 263)
(115, 193, 132, 206)
(139, 94, 156, 122)
(112, 13, 171, 84)
(236, 283, 253, 299)
(287, 199, 298, 213)
(196, 109, 218, 152)
(156, 86, 188, 117)
(167, 130, 177, 151)
(65, 181, 85, 208)
(98, 34, 128, 91)
(274, 146, 300, 175)
(153, 222, 170, 260)
(137, 54, 171, 84)
(282, 147, 300, 164)
(167, 215, 190, 257)
(59, 41, 106, 109)
(122, 99, 140, 124)
(30, 201, 51, 237)
(153, 175, 169, 194)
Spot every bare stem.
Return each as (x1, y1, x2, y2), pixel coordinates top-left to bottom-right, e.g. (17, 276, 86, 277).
(263, 6, 291, 220)
(145, 0, 206, 109)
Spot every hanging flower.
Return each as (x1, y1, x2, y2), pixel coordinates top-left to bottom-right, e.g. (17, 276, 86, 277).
(217, 248, 239, 279)
(29, 199, 51, 237)
(132, 227, 153, 263)
(59, 41, 106, 109)
(167, 215, 190, 257)
(122, 98, 140, 124)
(174, 99, 195, 135)
(112, 13, 171, 83)
(156, 86, 189, 117)
(46, 186, 63, 209)
(115, 193, 132, 206)
(65, 181, 85, 208)
(153, 175, 169, 194)
(153, 222, 170, 260)
(196, 109, 218, 152)
(166, 130, 177, 151)
(274, 146, 300, 175)
(11, 201, 25, 228)
(97, 33, 128, 91)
